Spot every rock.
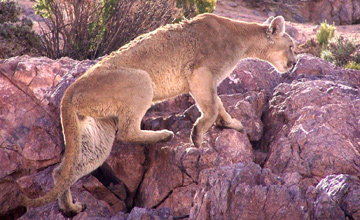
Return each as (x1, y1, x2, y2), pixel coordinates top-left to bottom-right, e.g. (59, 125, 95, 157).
(218, 59, 281, 96)
(1, 52, 360, 219)
(17, 165, 55, 199)
(0, 182, 24, 219)
(261, 55, 360, 183)
(290, 54, 360, 87)
(22, 126, 61, 161)
(241, 0, 360, 25)
(126, 207, 173, 220)
(0, 147, 21, 179)
(228, 2, 238, 8)
(17, 166, 124, 220)
(1, 56, 75, 104)
(0, 55, 108, 217)
(82, 175, 127, 214)
(135, 93, 258, 216)
(190, 162, 315, 220)
(135, 144, 186, 211)
(157, 184, 198, 216)
(190, 163, 360, 220)
(18, 190, 115, 220)
(0, 56, 64, 172)
(219, 94, 263, 141)
(0, 55, 105, 178)
(106, 142, 146, 207)
(314, 174, 360, 220)
(203, 128, 254, 166)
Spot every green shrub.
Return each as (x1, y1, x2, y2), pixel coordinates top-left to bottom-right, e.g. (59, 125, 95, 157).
(35, 0, 178, 60)
(320, 49, 334, 63)
(315, 20, 360, 70)
(344, 61, 360, 70)
(195, 0, 216, 14)
(35, 0, 216, 60)
(0, 0, 20, 23)
(321, 36, 360, 66)
(316, 21, 336, 49)
(0, 0, 42, 59)
(175, 0, 216, 19)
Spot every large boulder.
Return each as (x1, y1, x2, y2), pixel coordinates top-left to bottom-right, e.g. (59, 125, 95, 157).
(190, 162, 360, 220)
(261, 54, 360, 186)
(1, 53, 360, 219)
(190, 162, 315, 220)
(0, 56, 102, 218)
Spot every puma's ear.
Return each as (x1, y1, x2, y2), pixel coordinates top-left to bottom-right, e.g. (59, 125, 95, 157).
(264, 16, 274, 25)
(268, 16, 285, 37)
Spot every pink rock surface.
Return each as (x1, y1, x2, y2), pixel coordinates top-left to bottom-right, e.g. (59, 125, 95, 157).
(0, 54, 359, 219)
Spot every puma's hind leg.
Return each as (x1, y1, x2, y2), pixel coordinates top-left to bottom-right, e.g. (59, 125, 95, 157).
(116, 99, 174, 144)
(115, 69, 174, 143)
(52, 163, 85, 217)
(215, 96, 244, 132)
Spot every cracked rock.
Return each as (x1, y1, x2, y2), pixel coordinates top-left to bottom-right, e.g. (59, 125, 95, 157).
(190, 162, 314, 220)
(262, 62, 360, 181)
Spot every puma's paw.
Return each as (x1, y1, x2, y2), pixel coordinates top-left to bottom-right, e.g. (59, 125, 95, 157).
(159, 130, 174, 142)
(191, 126, 202, 148)
(216, 118, 244, 132)
(60, 202, 86, 218)
(232, 119, 244, 132)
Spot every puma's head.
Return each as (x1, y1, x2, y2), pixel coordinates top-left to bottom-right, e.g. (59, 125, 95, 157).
(258, 16, 297, 73)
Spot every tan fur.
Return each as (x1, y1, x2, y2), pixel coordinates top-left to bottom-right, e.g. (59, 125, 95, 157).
(19, 14, 296, 216)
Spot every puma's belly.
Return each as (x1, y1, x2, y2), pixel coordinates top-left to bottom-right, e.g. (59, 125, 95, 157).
(150, 70, 189, 102)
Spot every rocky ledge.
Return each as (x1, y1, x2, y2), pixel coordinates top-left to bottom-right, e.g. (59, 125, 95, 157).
(0, 54, 359, 219)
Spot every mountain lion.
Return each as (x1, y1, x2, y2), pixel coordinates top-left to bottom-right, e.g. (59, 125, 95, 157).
(20, 14, 296, 217)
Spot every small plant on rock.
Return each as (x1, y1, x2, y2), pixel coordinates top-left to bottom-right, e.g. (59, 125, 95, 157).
(345, 61, 360, 70)
(321, 36, 360, 68)
(316, 20, 336, 49)
(315, 21, 360, 71)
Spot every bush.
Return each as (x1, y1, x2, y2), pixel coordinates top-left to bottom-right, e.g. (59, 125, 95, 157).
(321, 36, 359, 67)
(345, 61, 360, 70)
(35, 0, 177, 60)
(314, 20, 360, 70)
(0, 0, 19, 23)
(36, 0, 216, 60)
(38, 0, 218, 60)
(175, 0, 216, 19)
(320, 49, 334, 63)
(196, 0, 216, 14)
(316, 20, 336, 49)
(0, 0, 42, 59)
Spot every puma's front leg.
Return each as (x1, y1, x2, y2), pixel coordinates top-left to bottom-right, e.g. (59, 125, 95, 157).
(189, 67, 219, 147)
(215, 96, 244, 132)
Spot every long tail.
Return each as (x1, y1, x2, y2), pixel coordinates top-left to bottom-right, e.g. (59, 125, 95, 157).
(19, 92, 81, 207)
